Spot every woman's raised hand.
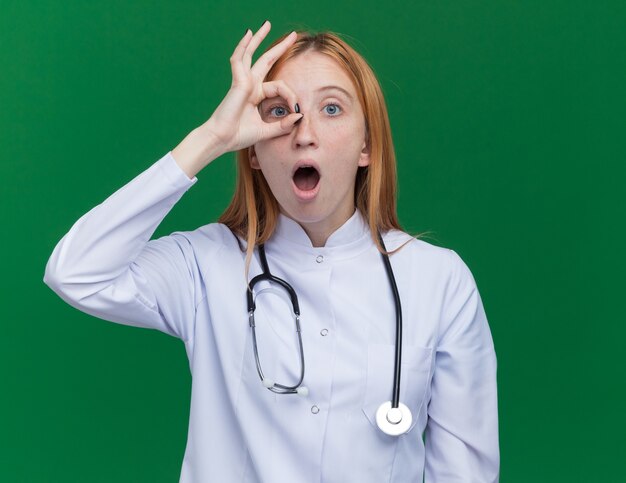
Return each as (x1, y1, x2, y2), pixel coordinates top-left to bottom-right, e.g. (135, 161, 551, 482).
(171, 21, 302, 179)
(204, 21, 302, 155)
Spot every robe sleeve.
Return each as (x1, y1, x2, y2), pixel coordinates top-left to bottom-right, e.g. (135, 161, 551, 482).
(424, 249, 500, 482)
(43, 151, 201, 342)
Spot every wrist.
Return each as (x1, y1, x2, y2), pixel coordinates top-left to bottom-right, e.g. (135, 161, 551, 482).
(195, 120, 229, 161)
(172, 125, 225, 179)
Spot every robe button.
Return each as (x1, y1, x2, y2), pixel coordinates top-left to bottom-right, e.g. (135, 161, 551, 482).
(311, 405, 320, 414)
(315, 255, 324, 263)
(320, 328, 329, 336)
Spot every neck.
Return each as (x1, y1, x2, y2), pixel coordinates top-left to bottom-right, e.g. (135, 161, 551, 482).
(301, 223, 333, 248)
(281, 207, 357, 248)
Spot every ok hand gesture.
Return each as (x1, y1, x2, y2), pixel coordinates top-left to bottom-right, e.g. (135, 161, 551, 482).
(204, 20, 303, 155)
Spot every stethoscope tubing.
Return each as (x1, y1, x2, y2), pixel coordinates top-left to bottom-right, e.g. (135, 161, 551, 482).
(377, 232, 403, 410)
(245, 229, 408, 430)
(248, 243, 306, 394)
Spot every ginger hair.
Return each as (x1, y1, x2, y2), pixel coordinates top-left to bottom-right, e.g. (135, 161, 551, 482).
(219, 30, 414, 269)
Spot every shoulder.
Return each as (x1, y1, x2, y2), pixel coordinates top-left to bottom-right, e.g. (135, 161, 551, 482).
(382, 228, 476, 286)
(154, 222, 245, 264)
(382, 228, 452, 264)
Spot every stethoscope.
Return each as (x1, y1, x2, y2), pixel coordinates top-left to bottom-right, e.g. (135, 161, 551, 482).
(246, 231, 412, 436)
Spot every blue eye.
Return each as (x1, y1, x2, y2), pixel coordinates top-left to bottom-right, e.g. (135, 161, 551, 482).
(266, 103, 342, 118)
(324, 104, 341, 116)
(268, 106, 289, 117)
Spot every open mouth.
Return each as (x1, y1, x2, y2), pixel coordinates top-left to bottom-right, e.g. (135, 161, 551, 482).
(292, 166, 320, 192)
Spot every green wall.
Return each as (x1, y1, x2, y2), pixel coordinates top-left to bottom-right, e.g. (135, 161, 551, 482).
(2, 1, 624, 481)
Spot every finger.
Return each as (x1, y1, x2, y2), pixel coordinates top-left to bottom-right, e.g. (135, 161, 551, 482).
(230, 28, 253, 83)
(233, 28, 253, 57)
(262, 113, 304, 140)
(242, 20, 272, 70)
(259, 80, 299, 113)
(251, 31, 298, 80)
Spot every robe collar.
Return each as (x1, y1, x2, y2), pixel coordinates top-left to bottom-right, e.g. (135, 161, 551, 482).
(270, 209, 373, 260)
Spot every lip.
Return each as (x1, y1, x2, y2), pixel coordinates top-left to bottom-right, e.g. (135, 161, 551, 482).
(291, 158, 321, 202)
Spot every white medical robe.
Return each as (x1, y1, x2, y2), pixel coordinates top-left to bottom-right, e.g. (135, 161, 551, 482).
(43, 151, 500, 482)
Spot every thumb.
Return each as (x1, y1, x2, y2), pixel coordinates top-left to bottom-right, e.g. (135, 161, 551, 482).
(264, 113, 303, 139)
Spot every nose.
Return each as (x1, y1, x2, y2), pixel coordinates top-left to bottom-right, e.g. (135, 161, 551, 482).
(292, 112, 318, 149)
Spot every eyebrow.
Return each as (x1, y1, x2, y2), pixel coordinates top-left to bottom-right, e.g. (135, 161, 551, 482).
(259, 84, 355, 107)
(315, 85, 354, 101)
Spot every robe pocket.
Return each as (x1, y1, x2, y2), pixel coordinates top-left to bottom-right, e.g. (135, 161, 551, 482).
(361, 343, 433, 433)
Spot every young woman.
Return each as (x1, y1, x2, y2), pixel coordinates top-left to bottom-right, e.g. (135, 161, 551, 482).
(44, 20, 499, 482)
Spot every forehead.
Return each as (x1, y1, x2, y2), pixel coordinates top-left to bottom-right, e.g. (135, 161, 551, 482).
(272, 51, 356, 96)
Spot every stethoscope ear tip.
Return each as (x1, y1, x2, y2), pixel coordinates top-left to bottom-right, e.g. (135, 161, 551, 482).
(262, 378, 275, 388)
(296, 386, 309, 397)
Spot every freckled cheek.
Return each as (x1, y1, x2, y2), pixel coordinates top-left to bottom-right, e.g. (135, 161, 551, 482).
(324, 119, 352, 137)
(330, 125, 366, 160)
(324, 119, 365, 145)
(254, 143, 291, 170)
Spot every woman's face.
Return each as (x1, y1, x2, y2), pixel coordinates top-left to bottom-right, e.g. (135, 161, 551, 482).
(250, 50, 370, 244)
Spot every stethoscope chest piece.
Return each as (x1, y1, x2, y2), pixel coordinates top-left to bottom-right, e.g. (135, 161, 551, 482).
(376, 401, 412, 436)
